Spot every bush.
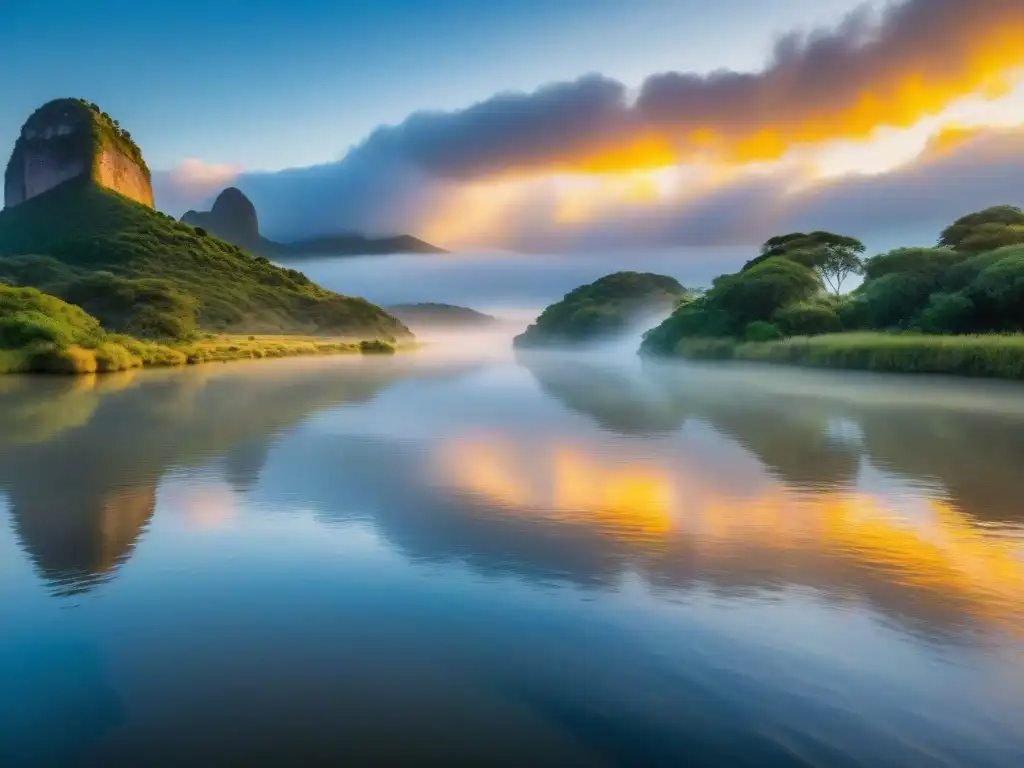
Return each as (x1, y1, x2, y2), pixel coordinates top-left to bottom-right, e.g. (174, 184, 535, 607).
(0, 310, 73, 348)
(93, 342, 141, 372)
(853, 271, 939, 330)
(360, 339, 396, 354)
(0, 285, 105, 349)
(962, 251, 1024, 332)
(773, 301, 842, 336)
(640, 300, 733, 355)
(744, 321, 783, 342)
(60, 272, 199, 339)
(916, 293, 976, 334)
(29, 345, 99, 374)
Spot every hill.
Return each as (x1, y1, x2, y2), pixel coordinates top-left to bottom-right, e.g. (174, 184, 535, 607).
(270, 233, 446, 258)
(5, 98, 152, 209)
(387, 303, 497, 328)
(182, 187, 260, 249)
(514, 272, 688, 348)
(181, 187, 445, 258)
(0, 178, 410, 340)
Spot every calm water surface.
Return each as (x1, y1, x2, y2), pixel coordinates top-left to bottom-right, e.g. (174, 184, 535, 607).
(2, 337, 1024, 766)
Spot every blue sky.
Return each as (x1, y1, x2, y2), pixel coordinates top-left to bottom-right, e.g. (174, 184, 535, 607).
(0, 0, 866, 171)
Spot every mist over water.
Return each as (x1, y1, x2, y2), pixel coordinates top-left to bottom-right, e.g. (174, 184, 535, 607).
(3, 255, 1024, 764)
(292, 248, 743, 311)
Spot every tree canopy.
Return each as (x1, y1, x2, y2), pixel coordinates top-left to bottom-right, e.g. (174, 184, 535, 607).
(939, 206, 1024, 252)
(641, 204, 1024, 356)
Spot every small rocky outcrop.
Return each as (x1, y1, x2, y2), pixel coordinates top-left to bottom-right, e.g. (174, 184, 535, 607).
(3, 98, 153, 210)
(183, 187, 260, 248)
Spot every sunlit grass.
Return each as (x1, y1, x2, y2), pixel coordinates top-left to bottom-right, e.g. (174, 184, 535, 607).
(676, 333, 1024, 379)
(0, 334, 403, 375)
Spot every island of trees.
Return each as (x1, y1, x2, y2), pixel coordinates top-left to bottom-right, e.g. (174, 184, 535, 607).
(514, 272, 688, 348)
(639, 205, 1024, 379)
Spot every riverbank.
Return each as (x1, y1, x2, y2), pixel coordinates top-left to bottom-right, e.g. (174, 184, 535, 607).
(0, 334, 398, 375)
(669, 333, 1024, 380)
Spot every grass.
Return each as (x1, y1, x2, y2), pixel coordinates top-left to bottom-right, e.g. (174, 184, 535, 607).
(0, 179, 410, 340)
(0, 334, 393, 375)
(672, 332, 1024, 380)
(0, 285, 401, 375)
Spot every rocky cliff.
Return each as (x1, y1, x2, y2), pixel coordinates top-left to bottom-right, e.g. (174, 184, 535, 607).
(182, 186, 259, 247)
(3, 98, 153, 210)
(183, 186, 445, 257)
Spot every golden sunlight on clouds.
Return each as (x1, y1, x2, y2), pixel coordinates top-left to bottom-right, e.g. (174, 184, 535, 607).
(422, 81, 1024, 249)
(813, 85, 1024, 179)
(434, 436, 1024, 629)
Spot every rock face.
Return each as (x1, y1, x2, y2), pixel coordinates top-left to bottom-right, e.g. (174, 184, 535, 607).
(3, 98, 153, 210)
(181, 186, 445, 256)
(182, 187, 259, 248)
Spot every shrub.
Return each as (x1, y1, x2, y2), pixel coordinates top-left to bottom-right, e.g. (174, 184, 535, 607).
(29, 345, 99, 374)
(773, 301, 843, 336)
(744, 321, 784, 342)
(0, 285, 105, 348)
(93, 342, 141, 372)
(60, 272, 199, 339)
(0, 310, 72, 348)
(360, 339, 396, 354)
(640, 300, 733, 355)
(916, 293, 976, 334)
(962, 251, 1024, 332)
(854, 271, 939, 330)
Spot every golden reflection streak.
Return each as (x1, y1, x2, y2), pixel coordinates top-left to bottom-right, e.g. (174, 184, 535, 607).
(436, 438, 1024, 630)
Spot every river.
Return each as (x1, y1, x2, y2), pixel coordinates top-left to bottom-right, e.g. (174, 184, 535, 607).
(1, 270, 1024, 765)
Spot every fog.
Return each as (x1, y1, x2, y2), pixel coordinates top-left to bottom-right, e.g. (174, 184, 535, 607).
(289, 248, 748, 314)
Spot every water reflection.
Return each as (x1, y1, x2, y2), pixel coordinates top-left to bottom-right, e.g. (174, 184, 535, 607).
(2, 352, 1024, 763)
(0, 357, 477, 595)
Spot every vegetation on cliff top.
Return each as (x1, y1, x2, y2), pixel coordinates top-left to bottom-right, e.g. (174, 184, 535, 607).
(5, 98, 150, 189)
(640, 205, 1024, 378)
(0, 179, 410, 340)
(515, 271, 688, 348)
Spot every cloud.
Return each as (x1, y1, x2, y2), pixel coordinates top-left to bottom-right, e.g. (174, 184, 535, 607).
(322, 0, 1024, 179)
(505, 125, 1024, 252)
(151, 0, 1024, 250)
(151, 159, 241, 215)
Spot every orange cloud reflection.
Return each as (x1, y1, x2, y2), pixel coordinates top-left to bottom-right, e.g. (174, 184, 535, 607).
(435, 436, 1024, 632)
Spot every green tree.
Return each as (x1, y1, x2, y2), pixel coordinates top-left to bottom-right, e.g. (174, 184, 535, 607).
(939, 206, 1024, 252)
(711, 257, 822, 330)
(863, 247, 964, 280)
(744, 232, 865, 291)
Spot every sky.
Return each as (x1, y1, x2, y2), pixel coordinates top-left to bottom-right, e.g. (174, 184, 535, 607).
(3, 0, 1024, 252)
